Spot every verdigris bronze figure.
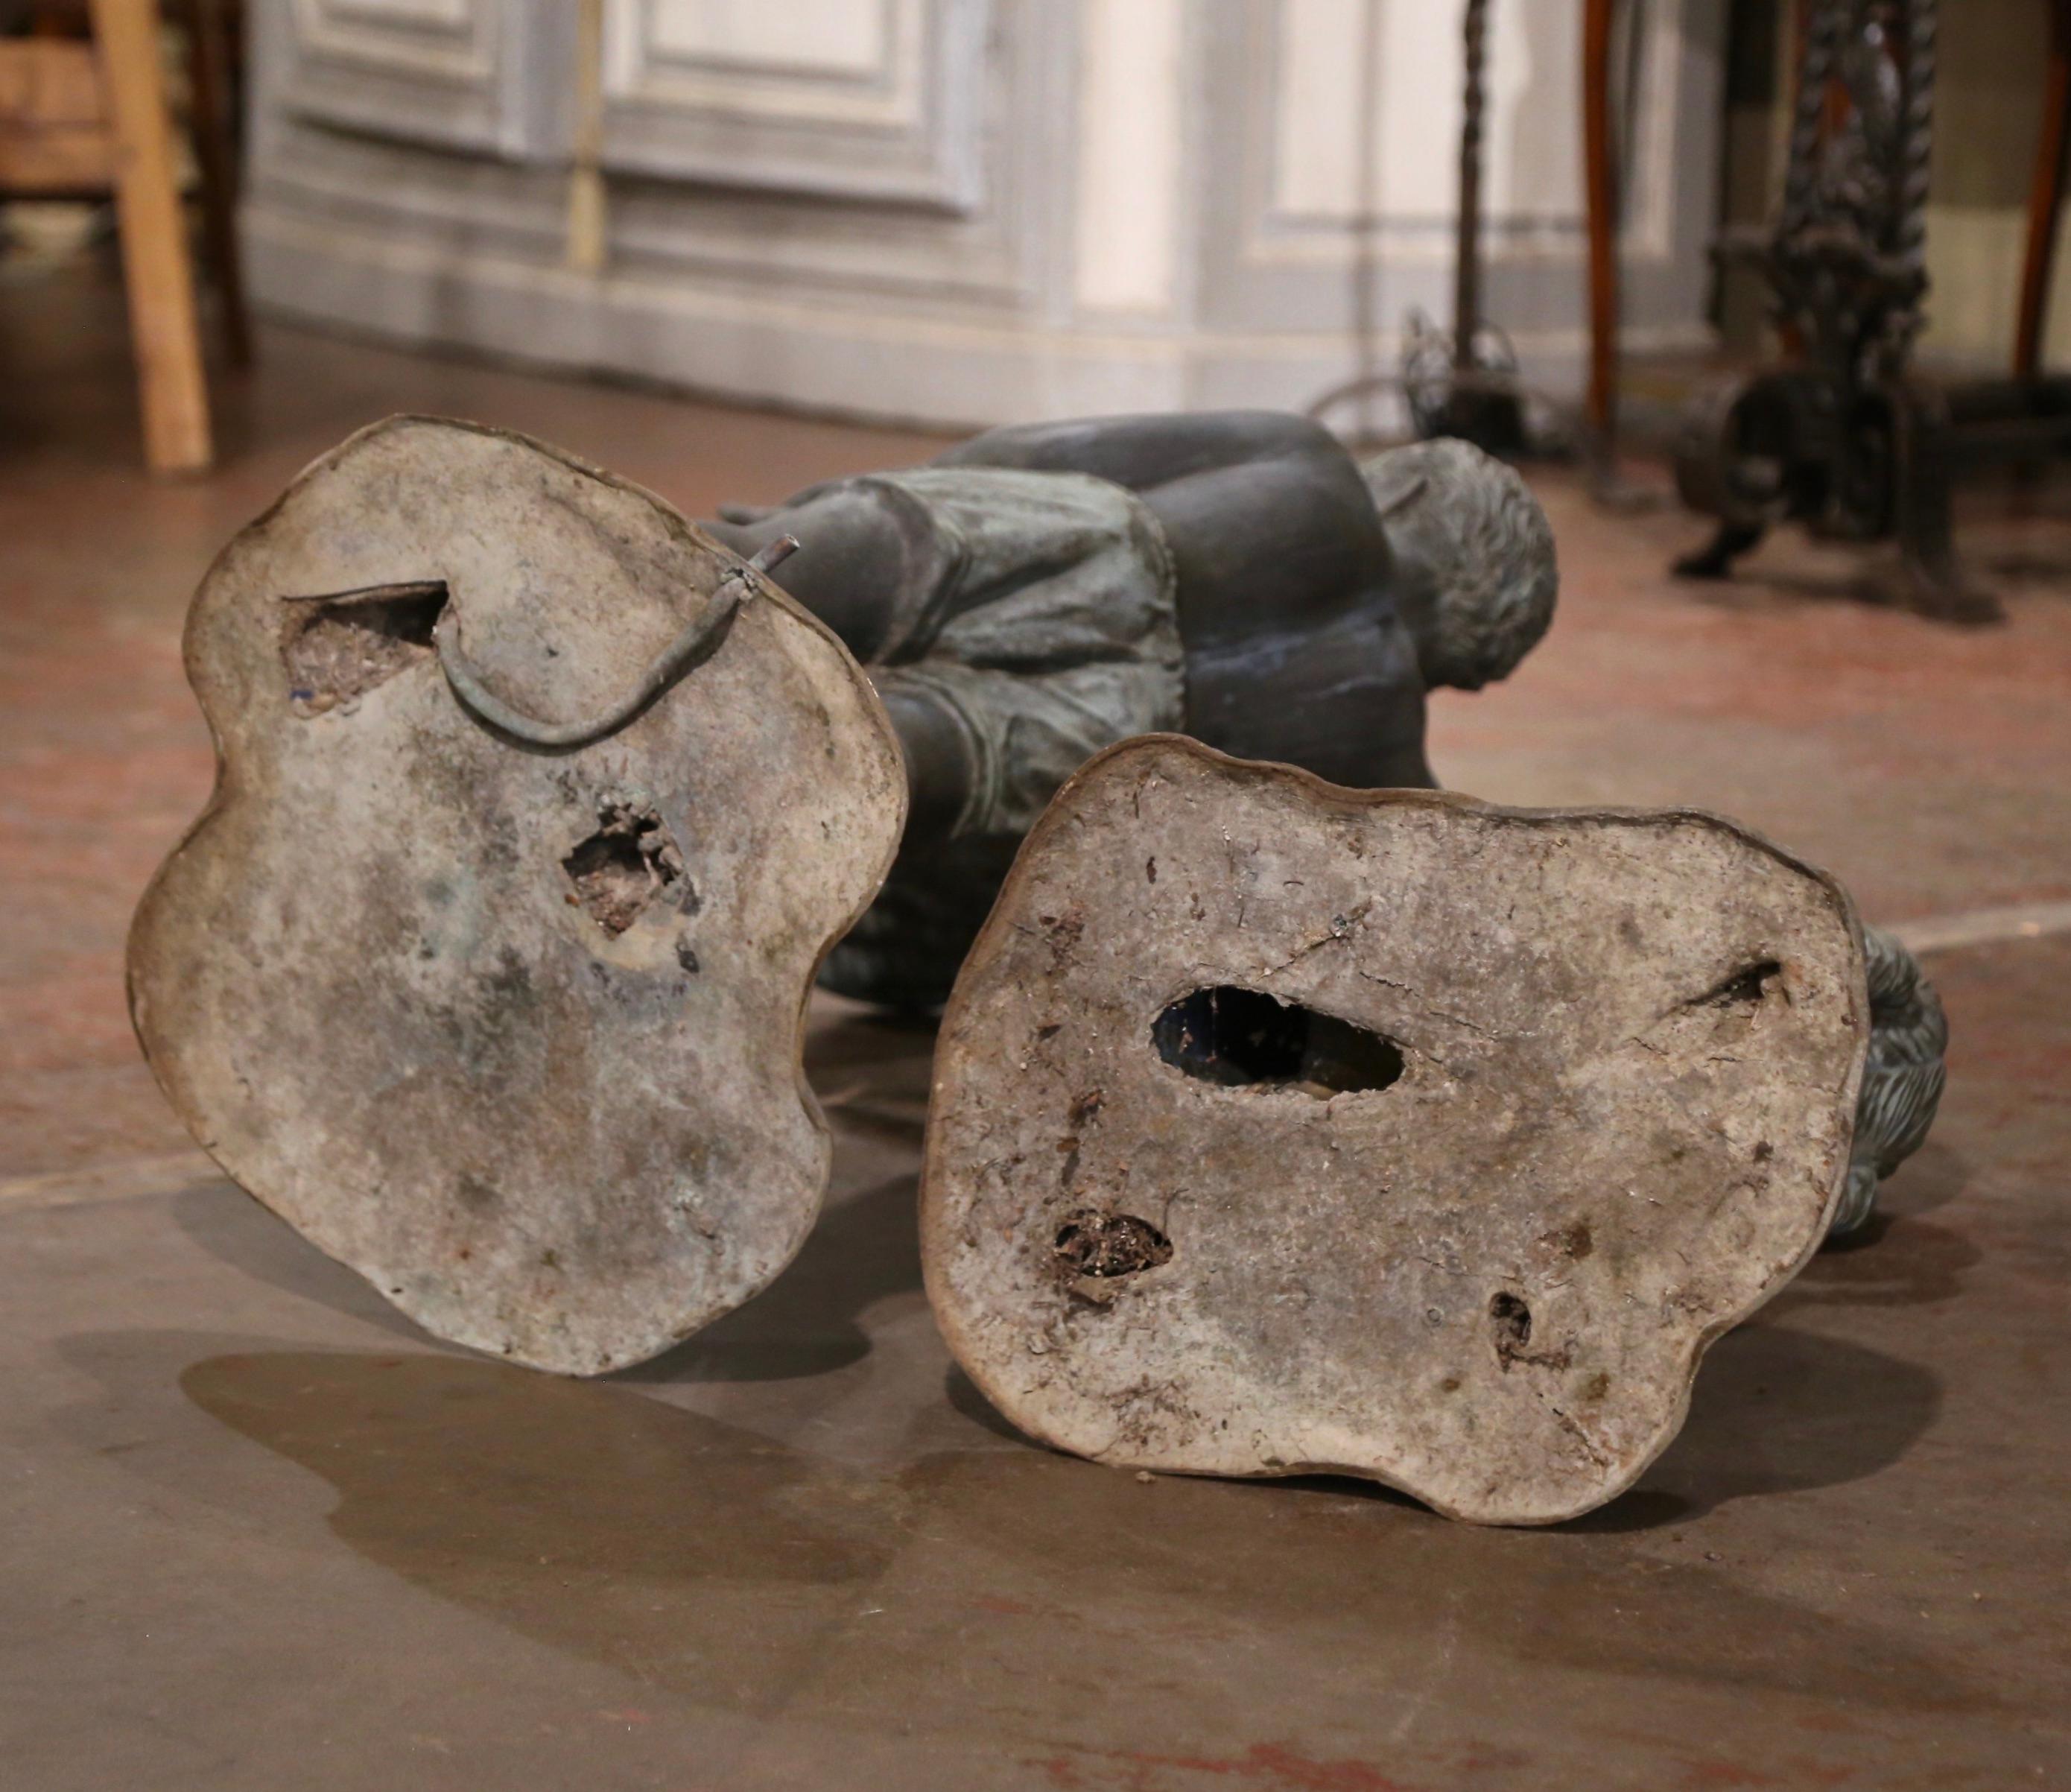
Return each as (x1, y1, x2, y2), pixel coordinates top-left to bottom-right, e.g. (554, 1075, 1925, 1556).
(127, 411, 1939, 1382)
(706, 408, 1939, 1240)
(1842, 922, 1948, 1235)
(705, 414, 1556, 1011)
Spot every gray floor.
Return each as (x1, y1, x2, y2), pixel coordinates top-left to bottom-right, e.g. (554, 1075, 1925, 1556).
(1, 270, 2067, 1789)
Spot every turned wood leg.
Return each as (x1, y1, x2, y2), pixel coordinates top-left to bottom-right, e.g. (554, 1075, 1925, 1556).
(89, 0, 212, 473)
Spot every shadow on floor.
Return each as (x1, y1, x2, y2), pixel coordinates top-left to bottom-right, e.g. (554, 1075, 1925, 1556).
(163, 999, 939, 1380)
(1575, 1317, 1942, 1530)
(45, 1322, 1992, 1752)
(945, 1294, 1941, 1538)
(621, 1168, 921, 1384)
(170, 1182, 427, 1344)
(142, 1337, 1992, 1725)
(165, 1130, 1947, 1528)
(169, 1159, 925, 1387)
(1775, 1142, 1980, 1312)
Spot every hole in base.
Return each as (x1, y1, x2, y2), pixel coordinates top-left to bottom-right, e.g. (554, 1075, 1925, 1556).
(280, 582, 447, 715)
(1689, 958, 1783, 1010)
(1152, 986, 1404, 1095)
(562, 798, 687, 935)
(1054, 1211, 1173, 1279)
(1489, 1291, 1532, 1364)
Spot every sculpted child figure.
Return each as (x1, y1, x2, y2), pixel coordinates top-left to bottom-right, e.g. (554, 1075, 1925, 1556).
(128, 408, 1939, 1385)
(706, 408, 1940, 1240)
(703, 411, 1555, 1010)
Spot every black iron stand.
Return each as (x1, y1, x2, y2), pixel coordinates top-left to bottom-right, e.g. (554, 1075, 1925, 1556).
(1673, 0, 2026, 623)
(1309, 0, 1547, 456)
(1401, 0, 1530, 453)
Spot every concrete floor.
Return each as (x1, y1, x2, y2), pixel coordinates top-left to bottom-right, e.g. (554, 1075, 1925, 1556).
(2, 267, 2067, 1791)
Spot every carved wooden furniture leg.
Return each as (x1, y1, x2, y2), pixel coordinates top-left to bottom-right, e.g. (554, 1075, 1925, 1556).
(2017, 0, 2071, 383)
(1669, 0, 2006, 621)
(565, 0, 607, 271)
(89, 0, 212, 472)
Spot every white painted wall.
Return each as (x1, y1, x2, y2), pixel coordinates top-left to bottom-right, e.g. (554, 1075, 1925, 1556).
(641, 0, 890, 74)
(1073, 0, 1185, 315)
(319, 0, 474, 24)
(1273, 0, 1583, 227)
(244, 0, 1727, 427)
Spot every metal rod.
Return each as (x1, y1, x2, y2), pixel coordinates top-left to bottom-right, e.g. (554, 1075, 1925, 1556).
(434, 536, 799, 750)
(1454, 0, 1490, 367)
(1582, 0, 1618, 440)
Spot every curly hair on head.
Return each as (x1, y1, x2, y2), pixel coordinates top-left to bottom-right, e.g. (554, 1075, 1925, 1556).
(1360, 437, 1558, 691)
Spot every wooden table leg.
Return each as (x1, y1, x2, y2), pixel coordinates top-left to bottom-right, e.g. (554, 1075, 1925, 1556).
(565, 0, 607, 272)
(1583, 0, 1620, 447)
(187, 0, 252, 369)
(88, 0, 212, 473)
(2016, 0, 2071, 381)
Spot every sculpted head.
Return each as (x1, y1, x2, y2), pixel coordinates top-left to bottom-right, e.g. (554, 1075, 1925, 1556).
(1360, 438, 1558, 691)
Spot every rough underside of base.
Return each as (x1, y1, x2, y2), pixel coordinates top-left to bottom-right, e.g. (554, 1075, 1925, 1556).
(921, 737, 1865, 1525)
(128, 417, 905, 1374)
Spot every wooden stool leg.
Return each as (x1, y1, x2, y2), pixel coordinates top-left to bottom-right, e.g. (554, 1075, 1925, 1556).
(187, 0, 251, 367)
(88, 0, 212, 473)
(2015, 0, 2071, 381)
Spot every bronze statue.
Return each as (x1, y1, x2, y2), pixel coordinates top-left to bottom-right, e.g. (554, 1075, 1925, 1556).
(708, 407, 1941, 1239)
(705, 412, 1558, 1010)
(922, 735, 1876, 1524)
(126, 414, 1938, 1381)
